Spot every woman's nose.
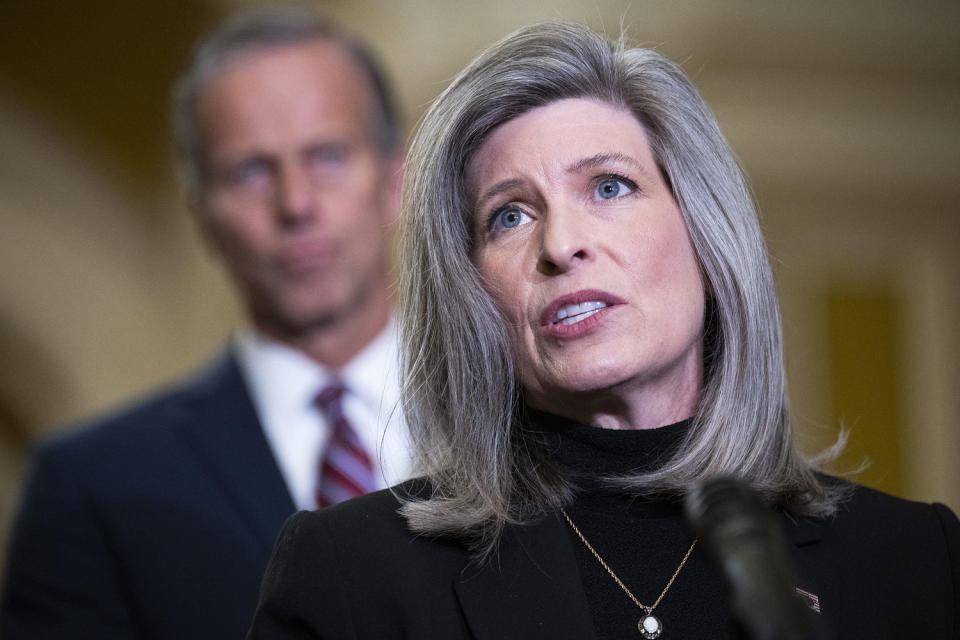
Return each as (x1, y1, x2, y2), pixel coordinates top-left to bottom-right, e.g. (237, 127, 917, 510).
(536, 206, 591, 275)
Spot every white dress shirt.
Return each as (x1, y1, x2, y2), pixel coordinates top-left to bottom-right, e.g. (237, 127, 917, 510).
(233, 320, 411, 511)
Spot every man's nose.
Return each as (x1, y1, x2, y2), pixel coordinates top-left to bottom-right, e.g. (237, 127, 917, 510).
(275, 163, 316, 226)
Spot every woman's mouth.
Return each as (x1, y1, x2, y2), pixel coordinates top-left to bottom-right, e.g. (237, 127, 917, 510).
(553, 301, 608, 325)
(540, 290, 625, 337)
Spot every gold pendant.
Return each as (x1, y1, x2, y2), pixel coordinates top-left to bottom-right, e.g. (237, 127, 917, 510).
(638, 614, 662, 638)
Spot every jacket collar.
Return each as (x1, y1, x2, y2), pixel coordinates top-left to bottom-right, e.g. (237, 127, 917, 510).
(454, 511, 597, 639)
(780, 509, 828, 618)
(176, 350, 295, 552)
(782, 509, 827, 548)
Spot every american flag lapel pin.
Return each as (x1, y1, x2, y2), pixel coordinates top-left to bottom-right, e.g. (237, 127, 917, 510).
(794, 587, 821, 613)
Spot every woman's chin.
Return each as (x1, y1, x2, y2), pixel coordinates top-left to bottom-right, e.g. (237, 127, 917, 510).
(525, 369, 635, 404)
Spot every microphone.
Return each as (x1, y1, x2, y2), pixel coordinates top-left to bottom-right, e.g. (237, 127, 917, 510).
(684, 476, 832, 640)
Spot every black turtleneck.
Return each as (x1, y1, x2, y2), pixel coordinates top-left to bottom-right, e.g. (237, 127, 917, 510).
(529, 410, 737, 639)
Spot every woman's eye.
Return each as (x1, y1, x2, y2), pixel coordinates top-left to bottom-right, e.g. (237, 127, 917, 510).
(493, 207, 531, 230)
(596, 177, 634, 200)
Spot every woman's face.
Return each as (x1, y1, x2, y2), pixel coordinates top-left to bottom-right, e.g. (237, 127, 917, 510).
(468, 98, 706, 428)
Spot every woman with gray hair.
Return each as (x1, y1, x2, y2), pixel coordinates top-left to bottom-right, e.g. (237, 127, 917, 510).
(249, 20, 959, 640)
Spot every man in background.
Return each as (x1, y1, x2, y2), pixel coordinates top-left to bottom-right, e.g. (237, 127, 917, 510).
(1, 9, 409, 638)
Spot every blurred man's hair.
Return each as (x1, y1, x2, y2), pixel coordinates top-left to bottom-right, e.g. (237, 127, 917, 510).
(172, 7, 398, 193)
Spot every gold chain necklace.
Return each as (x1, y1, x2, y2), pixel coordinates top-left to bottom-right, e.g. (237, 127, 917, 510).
(560, 508, 697, 639)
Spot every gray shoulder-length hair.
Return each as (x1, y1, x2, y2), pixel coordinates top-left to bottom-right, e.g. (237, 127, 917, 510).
(399, 20, 845, 554)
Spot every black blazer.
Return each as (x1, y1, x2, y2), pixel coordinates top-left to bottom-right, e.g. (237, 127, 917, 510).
(1, 352, 296, 639)
(248, 479, 960, 639)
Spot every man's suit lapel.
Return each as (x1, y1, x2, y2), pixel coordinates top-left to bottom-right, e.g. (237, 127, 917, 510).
(454, 511, 596, 640)
(178, 351, 296, 552)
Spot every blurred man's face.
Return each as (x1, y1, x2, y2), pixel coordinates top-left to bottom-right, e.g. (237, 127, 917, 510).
(195, 39, 399, 340)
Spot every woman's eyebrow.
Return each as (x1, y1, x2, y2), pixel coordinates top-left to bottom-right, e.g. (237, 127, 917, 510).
(475, 177, 525, 210)
(566, 152, 645, 174)
(474, 153, 646, 209)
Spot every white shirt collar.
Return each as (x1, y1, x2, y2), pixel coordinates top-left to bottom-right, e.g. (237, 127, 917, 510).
(337, 318, 401, 414)
(232, 320, 409, 510)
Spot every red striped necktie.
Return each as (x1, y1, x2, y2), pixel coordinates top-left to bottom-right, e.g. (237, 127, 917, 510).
(314, 382, 376, 508)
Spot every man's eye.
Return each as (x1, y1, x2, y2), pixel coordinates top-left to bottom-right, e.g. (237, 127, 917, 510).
(223, 160, 271, 187)
(308, 145, 349, 167)
(596, 177, 634, 200)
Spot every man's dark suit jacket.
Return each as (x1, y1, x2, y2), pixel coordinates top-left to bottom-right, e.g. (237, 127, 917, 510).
(249, 479, 960, 639)
(2, 352, 295, 639)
